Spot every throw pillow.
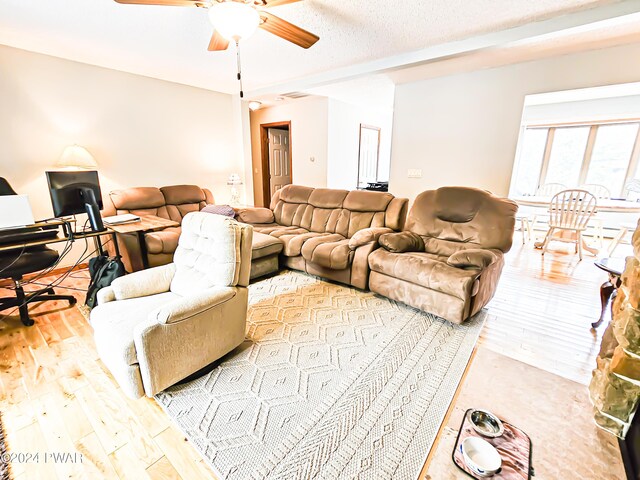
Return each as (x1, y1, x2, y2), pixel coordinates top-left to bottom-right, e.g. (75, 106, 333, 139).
(201, 204, 236, 218)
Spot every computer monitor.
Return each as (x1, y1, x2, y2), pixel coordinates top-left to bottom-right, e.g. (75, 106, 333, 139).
(46, 170, 106, 232)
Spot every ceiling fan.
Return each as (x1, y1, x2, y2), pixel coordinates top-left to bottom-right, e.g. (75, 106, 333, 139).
(114, 0, 320, 51)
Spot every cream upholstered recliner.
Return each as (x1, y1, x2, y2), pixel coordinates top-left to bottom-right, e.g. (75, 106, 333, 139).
(90, 212, 252, 399)
(368, 187, 517, 324)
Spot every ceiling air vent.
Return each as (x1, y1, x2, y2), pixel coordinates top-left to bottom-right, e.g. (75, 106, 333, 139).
(280, 92, 311, 99)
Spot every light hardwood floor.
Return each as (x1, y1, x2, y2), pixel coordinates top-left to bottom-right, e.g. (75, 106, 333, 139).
(483, 233, 628, 385)
(0, 235, 623, 479)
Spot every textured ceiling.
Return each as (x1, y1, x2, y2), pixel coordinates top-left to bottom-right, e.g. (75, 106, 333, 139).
(0, 0, 617, 94)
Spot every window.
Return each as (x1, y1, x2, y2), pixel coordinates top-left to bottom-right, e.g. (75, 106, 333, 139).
(512, 128, 548, 196)
(586, 124, 639, 195)
(512, 121, 640, 198)
(544, 126, 590, 187)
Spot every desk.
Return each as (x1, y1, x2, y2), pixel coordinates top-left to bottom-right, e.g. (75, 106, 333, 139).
(107, 215, 179, 269)
(0, 219, 119, 256)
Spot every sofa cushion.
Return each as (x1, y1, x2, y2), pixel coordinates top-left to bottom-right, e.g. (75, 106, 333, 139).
(160, 185, 208, 222)
(90, 291, 179, 366)
(109, 187, 171, 219)
(259, 226, 309, 238)
(145, 227, 181, 254)
(379, 231, 425, 253)
(343, 190, 393, 212)
(368, 249, 479, 299)
(301, 234, 353, 270)
(251, 232, 283, 260)
(110, 187, 165, 210)
(447, 249, 498, 270)
(279, 185, 314, 204)
(308, 188, 348, 208)
(280, 232, 330, 257)
(236, 207, 275, 224)
(160, 185, 207, 205)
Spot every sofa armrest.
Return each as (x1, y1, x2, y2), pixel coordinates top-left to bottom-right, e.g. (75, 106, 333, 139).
(96, 286, 116, 305)
(379, 231, 425, 253)
(349, 227, 393, 250)
(235, 207, 275, 224)
(150, 287, 236, 324)
(447, 249, 500, 270)
(111, 263, 176, 301)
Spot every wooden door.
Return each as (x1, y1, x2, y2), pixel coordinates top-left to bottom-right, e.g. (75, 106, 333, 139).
(268, 128, 291, 198)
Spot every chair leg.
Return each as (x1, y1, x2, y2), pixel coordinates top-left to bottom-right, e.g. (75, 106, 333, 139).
(12, 283, 34, 327)
(608, 227, 627, 257)
(598, 222, 604, 248)
(541, 227, 554, 256)
(530, 215, 538, 241)
(1, 282, 77, 327)
(521, 218, 527, 244)
(577, 231, 583, 261)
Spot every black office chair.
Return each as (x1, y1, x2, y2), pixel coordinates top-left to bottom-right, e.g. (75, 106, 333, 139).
(0, 178, 76, 326)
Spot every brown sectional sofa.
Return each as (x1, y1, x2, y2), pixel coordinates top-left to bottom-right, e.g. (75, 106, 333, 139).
(104, 185, 214, 272)
(236, 185, 408, 289)
(103, 182, 516, 325)
(368, 187, 518, 324)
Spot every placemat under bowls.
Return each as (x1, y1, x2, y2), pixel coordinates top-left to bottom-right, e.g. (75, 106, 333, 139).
(452, 409, 533, 479)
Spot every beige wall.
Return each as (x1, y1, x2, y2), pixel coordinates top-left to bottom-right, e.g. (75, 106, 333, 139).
(0, 44, 241, 264)
(327, 99, 393, 190)
(390, 42, 640, 200)
(249, 97, 328, 206)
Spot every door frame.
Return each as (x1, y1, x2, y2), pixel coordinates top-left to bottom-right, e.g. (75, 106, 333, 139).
(260, 121, 292, 207)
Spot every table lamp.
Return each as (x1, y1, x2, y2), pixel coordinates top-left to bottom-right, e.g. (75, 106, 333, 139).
(227, 173, 243, 205)
(56, 145, 98, 170)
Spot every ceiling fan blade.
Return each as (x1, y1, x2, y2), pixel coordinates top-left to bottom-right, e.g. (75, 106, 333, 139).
(114, 0, 202, 6)
(260, 0, 304, 7)
(258, 11, 319, 49)
(208, 30, 230, 51)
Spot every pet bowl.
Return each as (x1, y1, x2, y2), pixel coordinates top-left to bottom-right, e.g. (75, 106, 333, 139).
(461, 437, 502, 477)
(469, 409, 504, 438)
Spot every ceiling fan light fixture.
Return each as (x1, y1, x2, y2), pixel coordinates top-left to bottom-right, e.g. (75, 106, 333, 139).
(208, 2, 260, 41)
(248, 101, 262, 111)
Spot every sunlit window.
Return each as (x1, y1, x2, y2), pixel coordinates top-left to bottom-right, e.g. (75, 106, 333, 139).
(512, 122, 640, 198)
(586, 124, 638, 196)
(545, 126, 590, 187)
(512, 128, 548, 196)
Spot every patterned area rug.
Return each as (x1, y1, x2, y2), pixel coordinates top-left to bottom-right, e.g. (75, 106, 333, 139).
(0, 413, 11, 480)
(156, 271, 485, 480)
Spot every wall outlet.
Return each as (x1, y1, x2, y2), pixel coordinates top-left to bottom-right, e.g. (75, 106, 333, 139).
(407, 169, 422, 178)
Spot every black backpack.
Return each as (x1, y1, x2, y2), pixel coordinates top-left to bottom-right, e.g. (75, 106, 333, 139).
(85, 254, 125, 308)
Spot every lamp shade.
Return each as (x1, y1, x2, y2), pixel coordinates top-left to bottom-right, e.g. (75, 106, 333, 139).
(56, 145, 97, 169)
(227, 173, 243, 186)
(209, 2, 260, 41)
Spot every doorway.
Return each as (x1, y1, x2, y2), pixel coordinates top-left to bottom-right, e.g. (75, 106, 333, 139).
(260, 121, 292, 207)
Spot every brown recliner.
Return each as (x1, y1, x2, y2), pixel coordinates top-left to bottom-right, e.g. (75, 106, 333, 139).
(368, 187, 517, 324)
(236, 185, 408, 289)
(104, 185, 214, 272)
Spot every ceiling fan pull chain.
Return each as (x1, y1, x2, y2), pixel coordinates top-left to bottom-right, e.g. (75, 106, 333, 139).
(236, 40, 244, 98)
